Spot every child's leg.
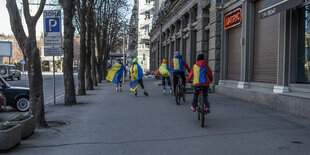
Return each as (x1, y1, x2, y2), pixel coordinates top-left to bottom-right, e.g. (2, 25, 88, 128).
(167, 77, 172, 88)
(192, 86, 199, 108)
(203, 86, 210, 108)
(162, 77, 166, 89)
(138, 79, 145, 89)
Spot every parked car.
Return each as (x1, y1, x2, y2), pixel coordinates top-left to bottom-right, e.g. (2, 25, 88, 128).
(0, 91, 6, 111)
(0, 64, 22, 81)
(0, 76, 29, 112)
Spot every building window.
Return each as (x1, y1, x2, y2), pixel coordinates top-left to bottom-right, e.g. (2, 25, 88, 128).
(143, 54, 146, 60)
(298, 6, 310, 83)
(145, 12, 151, 19)
(146, 0, 151, 3)
(144, 25, 149, 34)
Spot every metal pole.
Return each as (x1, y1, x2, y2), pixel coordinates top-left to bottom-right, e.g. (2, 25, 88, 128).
(53, 56, 56, 105)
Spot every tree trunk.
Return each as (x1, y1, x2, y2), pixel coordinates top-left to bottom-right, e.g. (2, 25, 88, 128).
(86, 0, 94, 90)
(6, 0, 48, 128)
(78, 0, 87, 95)
(60, 0, 77, 105)
(96, 32, 103, 83)
(27, 38, 48, 128)
(91, 10, 97, 86)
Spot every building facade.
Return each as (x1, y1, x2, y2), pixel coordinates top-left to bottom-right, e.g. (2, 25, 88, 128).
(150, 0, 310, 119)
(130, 0, 155, 72)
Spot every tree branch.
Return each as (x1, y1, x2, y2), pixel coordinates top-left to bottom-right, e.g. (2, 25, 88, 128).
(33, 0, 46, 23)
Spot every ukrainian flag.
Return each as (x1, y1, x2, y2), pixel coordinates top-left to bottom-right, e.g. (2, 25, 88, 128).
(173, 55, 184, 72)
(193, 64, 207, 85)
(106, 62, 125, 84)
(159, 64, 172, 77)
(130, 63, 143, 91)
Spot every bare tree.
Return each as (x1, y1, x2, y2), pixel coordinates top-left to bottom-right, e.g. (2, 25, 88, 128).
(6, 0, 48, 128)
(85, 0, 94, 90)
(77, 0, 87, 95)
(59, 0, 77, 105)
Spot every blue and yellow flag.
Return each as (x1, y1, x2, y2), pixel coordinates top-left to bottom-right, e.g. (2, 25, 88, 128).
(159, 64, 172, 77)
(106, 62, 125, 84)
(130, 63, 143, 91)
(193, 64, 207, 85)
(173, 55, 184, 72)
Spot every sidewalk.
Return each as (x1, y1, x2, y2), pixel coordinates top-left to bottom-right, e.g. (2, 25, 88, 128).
(3, 78, 310, 155)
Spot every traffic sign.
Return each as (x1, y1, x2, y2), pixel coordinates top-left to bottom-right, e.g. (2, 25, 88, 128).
(43, 47, 62, 56)
(20, 60, 26, 64)
(44, 37, 62, 46)
(43, 10, 62, 37)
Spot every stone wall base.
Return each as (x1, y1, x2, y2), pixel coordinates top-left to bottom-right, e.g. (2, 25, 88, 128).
(215, 85, 310, 119)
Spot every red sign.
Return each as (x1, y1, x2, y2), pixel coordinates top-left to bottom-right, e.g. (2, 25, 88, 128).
(224, 8, 242, 30)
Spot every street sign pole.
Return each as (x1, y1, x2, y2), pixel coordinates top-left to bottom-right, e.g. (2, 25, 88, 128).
(43, 10, 62, 105)
(53, 56, 56, 105)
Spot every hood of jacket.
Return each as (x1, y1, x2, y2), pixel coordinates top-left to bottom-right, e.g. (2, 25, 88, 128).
(195, 60, 207, 67)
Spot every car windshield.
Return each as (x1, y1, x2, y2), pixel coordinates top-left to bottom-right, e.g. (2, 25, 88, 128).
(0, 76, 11, 88)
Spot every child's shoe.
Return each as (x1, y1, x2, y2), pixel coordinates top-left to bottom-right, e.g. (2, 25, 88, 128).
(190, 106, 196, 112)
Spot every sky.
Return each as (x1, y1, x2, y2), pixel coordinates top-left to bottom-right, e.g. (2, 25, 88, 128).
(0, 1, 13, 35)
(0, 0, 133, 36)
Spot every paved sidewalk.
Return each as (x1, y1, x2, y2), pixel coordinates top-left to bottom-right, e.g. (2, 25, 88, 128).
(4, 78, 310, 155)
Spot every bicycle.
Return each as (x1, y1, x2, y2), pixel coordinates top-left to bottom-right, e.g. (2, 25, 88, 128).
(197, 86, 207, 127)
(174, 75, 185, 105)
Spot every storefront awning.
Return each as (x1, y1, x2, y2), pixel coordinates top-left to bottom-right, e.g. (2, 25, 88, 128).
(259, 0, 303, 19)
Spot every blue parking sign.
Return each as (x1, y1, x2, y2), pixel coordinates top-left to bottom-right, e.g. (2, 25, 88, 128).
(43, 10, 62, 37)
(45, 18, 60, 33)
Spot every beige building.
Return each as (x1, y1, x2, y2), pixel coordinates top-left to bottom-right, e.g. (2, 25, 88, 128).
(134, 0, 155, 72)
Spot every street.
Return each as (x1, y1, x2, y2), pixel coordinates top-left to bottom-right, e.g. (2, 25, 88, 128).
(5, 78, 310, 155)
(7, 73, 78, 105)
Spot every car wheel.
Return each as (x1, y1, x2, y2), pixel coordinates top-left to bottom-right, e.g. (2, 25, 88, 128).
(18, 76, 21, 80)
(11, 76, 14, 81)
(16, 97, 30, 112)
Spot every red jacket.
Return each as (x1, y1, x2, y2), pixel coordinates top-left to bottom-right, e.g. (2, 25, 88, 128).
(170, 58, 190, 72)
(186, 60, 213, 86)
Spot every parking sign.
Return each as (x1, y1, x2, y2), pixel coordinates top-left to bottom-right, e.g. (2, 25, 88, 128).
(43, 10, 62, 37)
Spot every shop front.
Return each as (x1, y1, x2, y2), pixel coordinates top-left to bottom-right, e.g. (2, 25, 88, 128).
(217, 0, 310, 119)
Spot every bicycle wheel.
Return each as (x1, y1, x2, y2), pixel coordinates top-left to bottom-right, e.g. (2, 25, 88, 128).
(175, 83, 180, 105)
(200, 97, 205, 127)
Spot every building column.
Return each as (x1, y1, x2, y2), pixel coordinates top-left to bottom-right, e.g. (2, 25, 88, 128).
(238, 0, 255, 89)
(181, 16, 187, 58)
(208, 1, 221, 84)
(188, 8, 197, 67)
(273, 11, 290, 93)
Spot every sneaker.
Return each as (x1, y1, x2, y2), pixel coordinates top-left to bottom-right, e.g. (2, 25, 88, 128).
(169, 88, 173, 94)
(134, 91, 137, 97)
(143, 89, 149, 96)
(163, 88, 166, 94)
(190, 106, 196, 112)
(205, 107, 210, 113)
(116, 87, 118, 92)
(119, 87, 122, 92)
(143, 92, 149, 96)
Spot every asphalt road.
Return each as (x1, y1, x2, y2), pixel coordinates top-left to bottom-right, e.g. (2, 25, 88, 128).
(6, 73, 78, 105)
(6, 78, 310, 155)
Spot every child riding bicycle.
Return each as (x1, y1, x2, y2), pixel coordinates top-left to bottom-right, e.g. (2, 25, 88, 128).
(186, 54, 213, 113)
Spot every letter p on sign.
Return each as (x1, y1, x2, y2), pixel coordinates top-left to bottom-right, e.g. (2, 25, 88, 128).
(45, 18, 60, 33)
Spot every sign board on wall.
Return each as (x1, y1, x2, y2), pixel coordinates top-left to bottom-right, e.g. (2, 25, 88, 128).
(0, 41, 12, 57)
(224, 8, 242, 30)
